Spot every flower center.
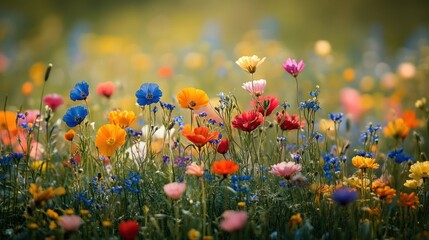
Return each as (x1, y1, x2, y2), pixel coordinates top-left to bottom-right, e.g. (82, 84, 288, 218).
(188, 100, 196, 108)
(146, 93, 153, 99)
(107, 137, 115, 145)
(74, 116, 82, 122)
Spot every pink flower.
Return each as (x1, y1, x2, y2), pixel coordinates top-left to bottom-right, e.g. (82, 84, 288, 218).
(96, 81, 116, 98)
(219, 210, 248, 232)
(270, 161, 302, 179)
(43, 94, 64, 111)
(242, 79, 266, 96)
(185, 163, 205, 177)
(251, 95, 280, 116)
(163, 182, 186, 200)
(58, 215, 82, 232)
(282, 58, 305, 77)
(276, 112, 304, 131)
(340, 88, 363, 122)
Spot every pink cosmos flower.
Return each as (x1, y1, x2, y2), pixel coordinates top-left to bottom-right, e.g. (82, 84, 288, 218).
(282, 58, 305, 77)
(270, 161, 302, 179)
(340, 88, 363, 122)
(242, 79, 266, 96)
(58, 215, 82, 232)
(219, 210, 248, 232)
(163, 182, 186, 200)
(96, 81, 116, 98)
(43, 94, 64, 111)
(185, 163, 205, 177)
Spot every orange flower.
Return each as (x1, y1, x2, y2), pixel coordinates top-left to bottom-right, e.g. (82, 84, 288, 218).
(397, 192, 419, 209)
(383, 118, 409, 140)
(64, 129, 76, 141)
(402, 110, 421, 129)
(29, 183, 64, 207)
(95, 124, 126, 156)
(21, 81, 33, 96)
(212, 159, 239, 178)
(352, 156, 379, 170)
(177, 88, 209, 110)
(108, 110, 136, 128)
(288, 213, 302, 229)
(181, 125, 219, 149)
(374, 185, 396, 204)
(186, 163, 205, 177)
(0, 111, 17, 134)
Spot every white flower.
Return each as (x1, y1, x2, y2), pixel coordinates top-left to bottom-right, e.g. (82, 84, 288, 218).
(126, 141, 147, 168)
(141, 125, 175, 140)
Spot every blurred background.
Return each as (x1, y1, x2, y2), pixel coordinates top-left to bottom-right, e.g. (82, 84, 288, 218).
(1, 0, 429, 128)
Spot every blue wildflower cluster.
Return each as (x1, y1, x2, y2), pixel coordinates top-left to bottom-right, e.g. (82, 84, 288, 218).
(387, 148, 414, 164)
(323, 153, 340, 181)
(0, 152, 23, 167)
(160, 101, 176, 111)
(328, 112, 344, 122)
(231, 175, 251, 194)
(75, 191, 94, 208)
(124, 172, 142, 193)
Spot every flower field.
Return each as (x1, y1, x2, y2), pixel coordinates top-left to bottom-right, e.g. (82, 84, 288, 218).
(1, 48, 429, 240)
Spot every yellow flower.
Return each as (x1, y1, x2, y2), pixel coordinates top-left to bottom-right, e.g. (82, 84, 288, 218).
(46, 209, 59, 219)
(108, 110, 136, 128)
(404, 179, 423, 189)
(80, 210, 90, 216)
(235, 55, 266, 74)
(344, 176, 370, 190)
(31, 160, 49, 172)
(319, 119, 335, 138)
(289, 213, 302, 229)
(352, 156, 379, 170)
(237, 202, 246, 208)
(177, 88, 209, 110)
(187, 228, 201, 240)
(102, 220, 112, 228)
(27, 222, 39, 230)
(203, 236, 213, 240)
(383, 118, 409, 140)
(364, 207, 381, 217)
(49, 221, 57, 230)
(409, 161, 429, 180)
(55, 187, 66, 196)
(95, 124, 127, 156)
(64, 209, 74, 215)
(29, 183, 56, 207)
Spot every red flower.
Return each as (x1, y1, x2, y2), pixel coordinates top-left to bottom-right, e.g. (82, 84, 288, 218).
(118, 220, 140, 240)
(217, 138, 229, 154)
(43, 94, 64, 112)
(96, 81, 116, 98)
(213, 159, 239, 178)
(232, 110, 264, 132)
(277, 112, 304, 131)
(251, 95, 280, 116)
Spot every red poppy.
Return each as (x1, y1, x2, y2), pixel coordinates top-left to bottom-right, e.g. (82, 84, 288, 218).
(118, 220, 140, 240)
(217, 138, 229, 154)
(251, 95, 280, 116)
(232, 110, 264, 132)
(213, 159, 239, 178)
(181, 125, 219, 148)
(96, 81, 116, 98)
(277, 112, 304, 131)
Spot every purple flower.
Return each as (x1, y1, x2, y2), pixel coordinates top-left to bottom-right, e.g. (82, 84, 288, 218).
(282, 58, 305, 77)
(332, 187, 358, 206)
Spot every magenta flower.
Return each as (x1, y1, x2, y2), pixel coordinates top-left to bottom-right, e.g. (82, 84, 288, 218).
(282, 58, 305, 77)
(43, 94, 64, 111)
(58, 215, 82, 232)
(219, 210, 248, 232)
(270, 161, 302, 179)
(163, 182, 186, 200)
(242, 79, 266, 96)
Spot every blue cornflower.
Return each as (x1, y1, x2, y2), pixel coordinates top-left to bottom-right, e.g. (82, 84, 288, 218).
(111, 186, 123, 195)
(329, 112, 343, 122)
(332, 187, 358, 206)
(299, 100, 320, 111)
(323, 153, 340, 181)
(63, 105, 88, 127)
(354, 151, 374, 158)
(124, 172, 141, 193)
(70, 81, 89, 101)
(135, 83, 162, 106)
(173, 115, 185, 130)
(74, 192, 94, 208)
(199, 112, 208, 117)
(0, 155, 13, 167)
(231, 175, 251, 193)
(160, 101, 176, 111)
(387, 148, 414, 163)
(208, 118, 217, 125)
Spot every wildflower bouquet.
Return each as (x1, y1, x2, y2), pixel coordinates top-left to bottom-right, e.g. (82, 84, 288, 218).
(1, 54, 429, 240)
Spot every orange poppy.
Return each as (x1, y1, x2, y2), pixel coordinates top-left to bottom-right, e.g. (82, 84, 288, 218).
(177, 88, 209, 110)
(0, 111, 17, 134)
(181, 124, 219, 148)
(212, 159, 239, 177)
(402, 110, 421, 129)
(95, 124, 126, 156)
(397, 192, 419, 209)
(21, 82, 33, 96)
(108, 110, 136, 128)
(64, 129, 76, 141)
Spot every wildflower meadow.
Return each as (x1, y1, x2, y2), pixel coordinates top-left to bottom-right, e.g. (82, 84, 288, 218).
(1, 50, 429, 240)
